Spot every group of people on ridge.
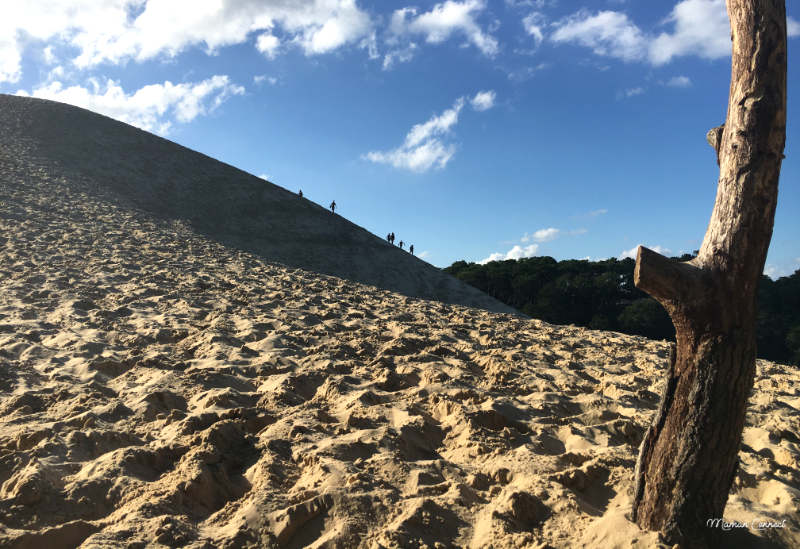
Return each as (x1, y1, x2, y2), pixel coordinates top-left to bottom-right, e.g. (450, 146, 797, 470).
(386, 232, 414, 255)
(298, 191, 415, 256)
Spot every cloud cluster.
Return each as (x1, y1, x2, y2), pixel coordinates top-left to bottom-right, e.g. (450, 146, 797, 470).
(551, 10, 646, 62)
(382, 43, 418, 70)
(522, 12, 546, 47)
(381, 0, 498, 69)
(4, 0, 798, 85)
(480, 225, 578, 264)
(0, 0, 507, 84)
(388, 1, 498, 57)
(16, 75, 244, 134)
(480, 244, 539, 264)
(549, 0, 799, 66)
(0, 0, 374, 83)
(363, 90, 495, 172)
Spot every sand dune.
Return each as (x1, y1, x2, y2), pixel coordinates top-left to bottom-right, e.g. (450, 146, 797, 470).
(0, 94, 514, 315)
(0, 94, 798, 548)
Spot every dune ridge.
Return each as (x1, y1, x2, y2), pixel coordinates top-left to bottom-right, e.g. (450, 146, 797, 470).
(0, 94, 798, 548)
(0, 94, 515, 315)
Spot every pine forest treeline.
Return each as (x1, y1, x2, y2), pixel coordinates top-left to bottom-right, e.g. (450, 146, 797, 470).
(444, 255, 800, 365)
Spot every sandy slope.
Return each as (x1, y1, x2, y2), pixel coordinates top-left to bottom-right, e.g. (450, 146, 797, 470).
(0, 94, 514, 315)
(0, 95, 798, 548)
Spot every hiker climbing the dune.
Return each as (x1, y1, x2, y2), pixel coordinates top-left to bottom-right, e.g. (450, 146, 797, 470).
(409, 244, 414, 255)
(298, 189, 303, 197)
(330, 200, 336, 214)
(386, 233, 391, 243)
(389, 232, 395, 245)
(398, 240, 404, 250)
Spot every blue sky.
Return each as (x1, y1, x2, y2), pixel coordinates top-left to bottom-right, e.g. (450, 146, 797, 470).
(3, 0, 799, 277)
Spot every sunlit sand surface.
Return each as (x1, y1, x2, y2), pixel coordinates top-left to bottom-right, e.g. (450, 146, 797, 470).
(1, 94, 797, 548)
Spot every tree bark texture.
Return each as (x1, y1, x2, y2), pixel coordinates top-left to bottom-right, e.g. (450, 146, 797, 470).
(631, 1, 787, 547)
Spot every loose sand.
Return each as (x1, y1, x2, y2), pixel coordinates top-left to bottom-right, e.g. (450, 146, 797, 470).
(0, 95, 797, 548)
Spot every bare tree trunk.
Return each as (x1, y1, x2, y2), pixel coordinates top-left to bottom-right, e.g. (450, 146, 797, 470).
(630, 1, 787, 547)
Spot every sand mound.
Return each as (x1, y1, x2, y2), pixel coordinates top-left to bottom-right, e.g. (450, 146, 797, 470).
(1, 94, 798, 548)
(0, 94, 514, 314)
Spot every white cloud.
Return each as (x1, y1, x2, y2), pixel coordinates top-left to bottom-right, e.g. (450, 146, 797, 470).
(0, 0, 374, 83)
(550, 1, 736, 66)
(256, 33, 280, 59)
(254, 74, 278, 85)
(361, 31, 379, 59)
(533, 227, 559, 242)
(382, 42, 418, 69)
(622, 86, 644, 98)
(522, 227, 560, 243)
(552, 10, 647, 62)
(619, 244, 671, 260)
(764, 264, 788, 280)
(405, 98, 465, 147)
(619, 246, 638, 260)
(301, 2, 372, 54)
(789, 17, 800, 38)
(47, 66, 66, 80)
(506, 244, 539, 259)
(42, 45, 57, 65)
(479, 243, 539, 264)
(258, 174, 270, 180)
(388, 1, 498, 57)
(470, 90, 495, 111)
(522, 12, 546, 47)
(0, 1, 130, 82)
(665, 75, 692, 87)
(553, 0, 800, 66)
(506, 0, 552, 7)
(16, 75, 244, 135)
(483, 226, 573, 264)
(480, 252, 505, 263)
(364, 89, 494, 170)
(364, 140, 457, 173)
(0, 32, 22, 83)
(364, 97, 467, 172)
(648, 0, 731, 65)
(506, 62, 549, 82)
(418, 250, 432, 259)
